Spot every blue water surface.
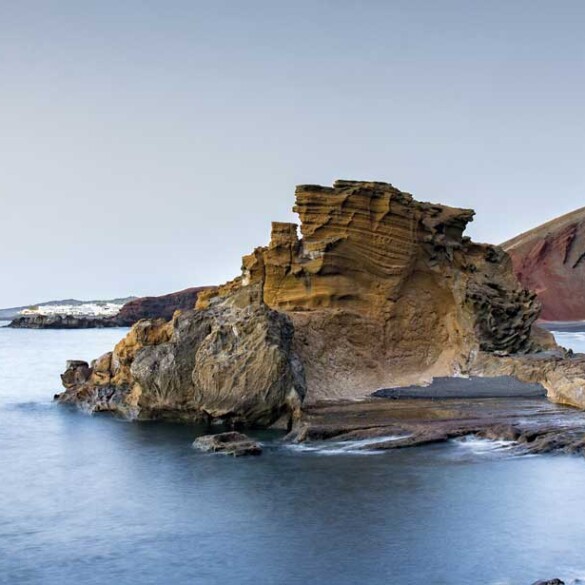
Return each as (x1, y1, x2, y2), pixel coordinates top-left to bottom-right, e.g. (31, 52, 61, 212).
(1, 323, 585, 585)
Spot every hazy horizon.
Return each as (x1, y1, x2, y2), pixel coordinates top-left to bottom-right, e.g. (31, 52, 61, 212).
(3, 1, 585, 308)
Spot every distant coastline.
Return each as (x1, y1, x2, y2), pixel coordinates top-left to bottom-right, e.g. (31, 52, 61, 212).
(3, 287, 209, 330)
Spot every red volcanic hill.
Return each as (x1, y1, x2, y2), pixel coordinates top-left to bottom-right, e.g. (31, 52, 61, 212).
(502, 207, 585, 321)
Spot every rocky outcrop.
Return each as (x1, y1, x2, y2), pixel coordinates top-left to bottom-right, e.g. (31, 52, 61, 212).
(286, 392, 585, 458)
(198, 180, 551, 403)
(10, 314, 121, 329)
(56, 292, 306, 427)
(192, 432, 262, 456)
(57, 179, 585, 423)
(502, 207, 585, 321)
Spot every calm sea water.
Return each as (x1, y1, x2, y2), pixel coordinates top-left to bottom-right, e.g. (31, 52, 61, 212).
(1, 323, 585, 585)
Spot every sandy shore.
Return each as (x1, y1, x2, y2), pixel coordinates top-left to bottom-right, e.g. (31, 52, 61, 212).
(372, 376, 546, 399)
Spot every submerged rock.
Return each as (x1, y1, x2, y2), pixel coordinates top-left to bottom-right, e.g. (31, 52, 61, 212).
(192, 432, 262, 457)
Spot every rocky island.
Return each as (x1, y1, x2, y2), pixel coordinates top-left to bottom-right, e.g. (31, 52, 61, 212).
(56, 180, 585, 452)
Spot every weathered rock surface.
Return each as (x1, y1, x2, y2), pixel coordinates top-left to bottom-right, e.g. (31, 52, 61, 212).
(502, 206, 585, 321)
(56, 179, 585, 423)
(197, 180, 555, 404)
(55, 293, 306, 427)
(192, 432, 262, 456)
(286, 395, 585, 458)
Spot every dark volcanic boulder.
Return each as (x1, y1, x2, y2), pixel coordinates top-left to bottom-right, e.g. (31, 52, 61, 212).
(192, 432, 262, 456)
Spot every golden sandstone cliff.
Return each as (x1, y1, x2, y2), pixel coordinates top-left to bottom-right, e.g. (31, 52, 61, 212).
(56, 180, 585, 426)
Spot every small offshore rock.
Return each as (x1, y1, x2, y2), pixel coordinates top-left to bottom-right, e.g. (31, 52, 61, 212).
(531, 579, 565, 585)
(192, 432, 262, 457)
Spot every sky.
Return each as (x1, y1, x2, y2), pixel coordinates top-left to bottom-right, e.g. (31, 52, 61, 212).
(1, 0, 585, 308)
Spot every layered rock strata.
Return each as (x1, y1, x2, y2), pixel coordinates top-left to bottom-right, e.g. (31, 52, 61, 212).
(197, 180, 552, 403)
(286, 395, 585, 457)
(502, 207, 585, 321)
(57, 180, 585, 424)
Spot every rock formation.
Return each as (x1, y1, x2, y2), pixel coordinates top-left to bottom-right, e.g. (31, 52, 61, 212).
(192, 432, 262, 456)
(197, 180, 551, 403)
(502, 207, 585, 321)
(56, 179, 585, 424)
(9, 314, 122, 329)
(57, 293, 306, 427)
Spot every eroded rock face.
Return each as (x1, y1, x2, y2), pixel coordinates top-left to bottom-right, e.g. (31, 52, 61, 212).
(55, 293, 306, 427)
(502, 207, 585, 321)
(58, 179, 585, 421)
(199, 180, 549, 403)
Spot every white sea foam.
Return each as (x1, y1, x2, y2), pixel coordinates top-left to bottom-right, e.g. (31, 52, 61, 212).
(284, 435, 409, 455)
(451, 435, 518, 457)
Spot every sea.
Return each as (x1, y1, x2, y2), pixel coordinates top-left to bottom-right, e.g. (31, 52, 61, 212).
(1, 322, 585, 585)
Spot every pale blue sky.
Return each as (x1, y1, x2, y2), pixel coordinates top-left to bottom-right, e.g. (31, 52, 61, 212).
(2, 1, 585, 307)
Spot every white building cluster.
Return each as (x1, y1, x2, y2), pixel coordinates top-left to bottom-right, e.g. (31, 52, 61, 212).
(20, 302, 123, 317)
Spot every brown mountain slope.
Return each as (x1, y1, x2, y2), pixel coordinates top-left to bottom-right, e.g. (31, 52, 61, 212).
(502, 207, 585, 321)
(115, 287, 211, 325)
